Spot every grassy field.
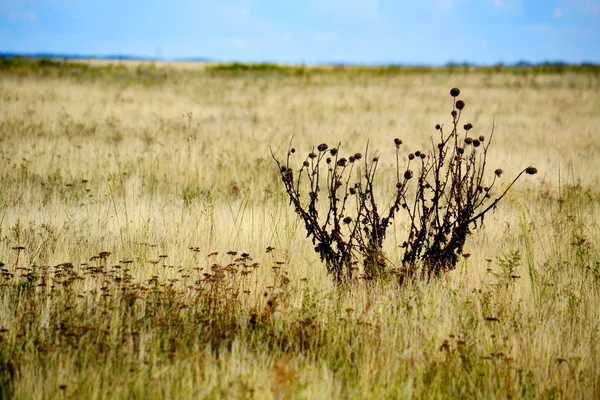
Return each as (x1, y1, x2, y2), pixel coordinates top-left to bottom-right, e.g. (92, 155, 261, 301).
(1, 60, 599, 399)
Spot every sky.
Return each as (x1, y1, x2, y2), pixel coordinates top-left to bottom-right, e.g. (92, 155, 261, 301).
(0, 0, 599, 65)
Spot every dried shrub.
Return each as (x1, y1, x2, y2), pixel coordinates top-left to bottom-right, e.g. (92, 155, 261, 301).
(272, 88, 537, 283)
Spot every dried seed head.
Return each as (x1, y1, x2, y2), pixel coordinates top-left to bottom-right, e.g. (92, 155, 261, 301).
(415, 150, 421, 157)
(465, 137, 473, 145)
(420, 153, 426, 159)
(280, 166, 287, 173)
(290, 148, 296, 153)
(525, 167, 538, 175)
(456, 100, 465, 110)
(372, 157, 379, 162)
(330, 148, 338, 156)
(450, 88, 460, 97)
(464, 123, 473, 131)
(435, 124, 441, 130)
(396, 182, 402, 189)
(337, 158, 347, 167)
(408, 153, 415, 160)
(451, 110, 458, 118)
(394, 138, 402, 147)
(354, 153, 362, 160)
(457, 147, 464, 155)
(495, 168, 503, 177)
(479, 135, 485, 142)
(303, 161, 309, 167)
(326, 157, 332, 164)
(343, 216, 352, 224)
(317, 143, 328, 152)
(308, 152, 317, 159)
(404, 170, 413, 180)
(473, 139, 481, 147)
(349, 187, 356, 195)
(349, 156, 355, 163)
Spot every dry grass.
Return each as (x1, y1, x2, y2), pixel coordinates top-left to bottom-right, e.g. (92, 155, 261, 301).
(0, 63, 599, 399)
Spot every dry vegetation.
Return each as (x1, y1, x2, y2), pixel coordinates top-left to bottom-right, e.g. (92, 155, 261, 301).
(0, 60, 599, 399)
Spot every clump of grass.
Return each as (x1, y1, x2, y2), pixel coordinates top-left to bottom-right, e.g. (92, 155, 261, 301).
(272, 88, 538, 283)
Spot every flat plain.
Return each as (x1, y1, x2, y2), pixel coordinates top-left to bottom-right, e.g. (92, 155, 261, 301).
(1, 60, 599, 399)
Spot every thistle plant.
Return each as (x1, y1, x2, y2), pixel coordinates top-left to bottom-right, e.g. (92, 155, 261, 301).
(272, 88, 538, 283)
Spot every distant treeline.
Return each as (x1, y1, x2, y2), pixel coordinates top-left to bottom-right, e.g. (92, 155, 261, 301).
(1, 56, 598, 83)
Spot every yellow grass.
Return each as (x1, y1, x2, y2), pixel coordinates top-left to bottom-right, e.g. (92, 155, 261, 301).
(0, 63, 599, 398)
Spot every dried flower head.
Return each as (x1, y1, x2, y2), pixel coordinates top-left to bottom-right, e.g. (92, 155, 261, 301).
(337, 158, 347, 167)
(317, 143, 328, 152)
(464, 123, 473, 131)
(308, 152, 317, 159)
(394, 138, 402, 147)
(479, 135, 485, 142)
(354, 153, 362, 160)
(303, 161, 309, 167)
(456, 100, 465, 110)
(349, 156, 355, 163)
(435, 124, 441, 130)
(465, 137, 473, 145)
(330, 148, 338, 156)
(343, 216, 352, 224)
(450, 88, 460, 97)
(349, 187, 356, 195)
(494, 168, 504, 177)
(326, 157, 332, 164)
(420, 153, 426, 159)
(415, 150, 421, 157)
(472, 139, 481, 147)
(372, 157, 379, 162)
(404, 170, 413, 179)
(457, 147, 464, 155)
(525, 167, 538, 175)
(290, 148, 296, 153)
(451, 110, 458, 119)
(408, 153, 415, 160)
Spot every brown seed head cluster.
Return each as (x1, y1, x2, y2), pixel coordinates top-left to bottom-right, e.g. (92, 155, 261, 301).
(317, 143, 328, 152)
(450, 88, 460, 97)
(525, 167, 538, 175)
(456, 100, 465, 110)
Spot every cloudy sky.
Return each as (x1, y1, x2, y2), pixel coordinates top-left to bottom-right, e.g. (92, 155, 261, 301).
(0, 0, 598, 65)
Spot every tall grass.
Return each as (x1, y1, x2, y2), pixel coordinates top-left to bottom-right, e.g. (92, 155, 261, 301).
(0, 62, 599, 398)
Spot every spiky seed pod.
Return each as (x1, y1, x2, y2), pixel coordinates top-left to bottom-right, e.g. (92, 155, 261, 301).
(435, 124, 441, 130)
(330, 148, 338, 156)
(525, 167, 538, 175)
(404, 170, 413, 180)
(394, 138, 402, 147)
(343, 216, 352, 224)
(494, 168, 503, 177)
(317, 143, 328, 152)
(473, 139, 481, 147)
(408, 153, 415, 160)
(479, 135, 485, 142)
(464, 123, 473, 131)
(450, 88, 460, 97)
(456, 100, 465, 110)
(465, 137, 473, 145)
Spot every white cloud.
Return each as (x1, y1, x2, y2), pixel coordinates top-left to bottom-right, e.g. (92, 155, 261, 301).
(490, 0, 519, 7)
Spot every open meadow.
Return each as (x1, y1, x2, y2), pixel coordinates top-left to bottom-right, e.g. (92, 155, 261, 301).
(0, 60, 599, 399)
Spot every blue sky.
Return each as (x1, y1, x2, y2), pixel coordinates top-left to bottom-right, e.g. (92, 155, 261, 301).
(0, 0, 598, 65)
